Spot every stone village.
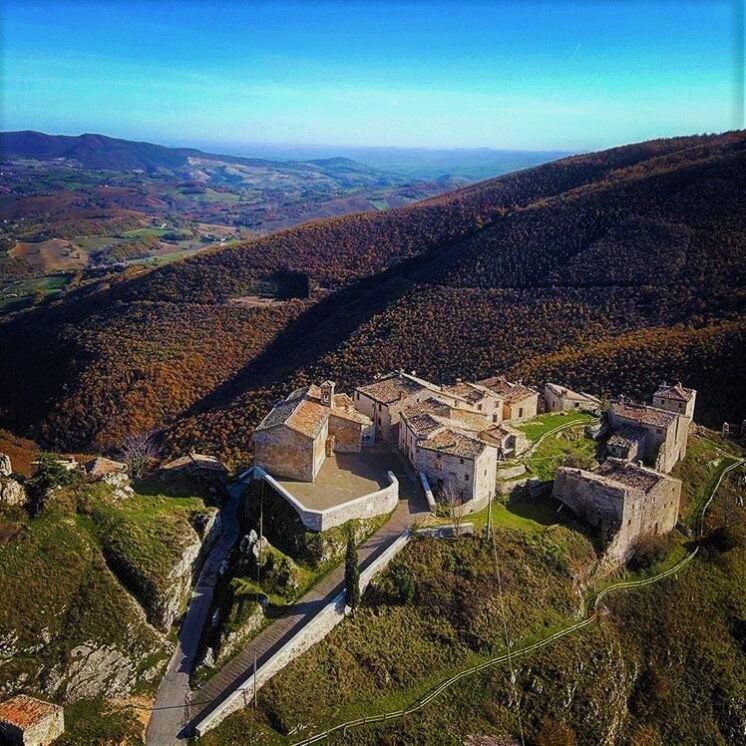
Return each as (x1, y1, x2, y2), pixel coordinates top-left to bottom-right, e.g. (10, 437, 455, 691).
(251, 370, 696, 564)
(0, 371, 698, 744)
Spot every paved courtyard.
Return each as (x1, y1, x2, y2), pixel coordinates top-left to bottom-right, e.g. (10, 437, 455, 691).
(276, 445, 405, 511)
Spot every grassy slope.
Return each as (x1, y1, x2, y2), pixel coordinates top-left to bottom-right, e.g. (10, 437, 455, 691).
(0, 501, 165, 700)
(0, 476, 212, 706)
(202, 435, 746, 745)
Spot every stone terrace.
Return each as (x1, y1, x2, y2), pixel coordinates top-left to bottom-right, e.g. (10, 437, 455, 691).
(276, 445, 400, 511)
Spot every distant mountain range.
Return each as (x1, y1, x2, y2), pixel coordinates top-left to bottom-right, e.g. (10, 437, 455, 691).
(0, 131, 568, 183)
(0, 130, 387, 179)
(196, 142, 572, 182)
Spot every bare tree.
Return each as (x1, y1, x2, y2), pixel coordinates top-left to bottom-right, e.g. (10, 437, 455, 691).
(120, 431, 160, 479)
(440, 482, 464, 536)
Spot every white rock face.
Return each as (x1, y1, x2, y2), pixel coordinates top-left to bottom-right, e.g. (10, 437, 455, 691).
(150, 507, 220, 631)
(0, 476, 26, 506)
(0, 452, 27, 506)
(55, 643, 137, 700)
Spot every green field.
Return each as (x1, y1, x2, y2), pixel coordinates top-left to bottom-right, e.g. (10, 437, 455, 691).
(0, 274, 70, 313)
(524, 426, 599, 481)
(515, 411, 595, 441)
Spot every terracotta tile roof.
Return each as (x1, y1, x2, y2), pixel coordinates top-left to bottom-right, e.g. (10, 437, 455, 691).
(356, 372, 434, 405)
(259, 381, 371, 437)
(478, 376, 538, 405)
(611, 400, 677, 428)
(478, 422, 524, 446)
(285, 399, 329, 438)
(420, 428, 489, 459)
(86, 456, 126, 478)
(286, 384, 322, 402)
(161, 452, 228, 473)
(654, 382, 694, 402)
(0, 695, 61, 729)
(445, 381, 502, 404)
(329, 404, 372, 425)
(401, 397, 453, 420)
(404, 413, 443, 437)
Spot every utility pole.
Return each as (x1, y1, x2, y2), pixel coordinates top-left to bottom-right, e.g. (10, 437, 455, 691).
(257, 481, 264, 584)
(486, 488, 493, 541)
(253, 647, 258, 707)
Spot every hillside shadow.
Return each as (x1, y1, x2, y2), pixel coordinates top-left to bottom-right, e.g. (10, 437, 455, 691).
(180, 230, 469, 419)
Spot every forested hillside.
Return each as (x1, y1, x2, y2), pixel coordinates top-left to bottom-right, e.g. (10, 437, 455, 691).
(1, 131, 744, 465)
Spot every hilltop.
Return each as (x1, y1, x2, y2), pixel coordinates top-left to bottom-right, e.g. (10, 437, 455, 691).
(0, 131, 744, 463)
(0, 130, 382, 176)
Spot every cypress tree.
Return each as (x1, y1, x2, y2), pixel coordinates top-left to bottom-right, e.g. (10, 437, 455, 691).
(345, 532, 360, 612)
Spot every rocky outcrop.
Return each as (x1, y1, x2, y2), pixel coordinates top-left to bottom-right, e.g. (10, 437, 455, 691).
(215, 603, 265, 665)
(0, 453, 27, 507)
(150, 508, 220, 631)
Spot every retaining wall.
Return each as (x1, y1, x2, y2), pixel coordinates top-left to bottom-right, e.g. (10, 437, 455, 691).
(256, 467, 399, 532)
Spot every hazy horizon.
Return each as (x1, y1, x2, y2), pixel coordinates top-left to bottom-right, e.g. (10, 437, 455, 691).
(2, 1, 740, 152)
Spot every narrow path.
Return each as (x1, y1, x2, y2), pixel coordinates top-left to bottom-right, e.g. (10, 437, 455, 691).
(145, 484, 242, 745)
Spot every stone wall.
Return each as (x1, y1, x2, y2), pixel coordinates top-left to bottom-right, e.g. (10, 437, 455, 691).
(553, 468, 625, 530)
(193, 527, 414, 737)
(328, 413, 363, 453)
(257, 468, 399, 532)
(413, 444, 496, 512)
(503, 393, 539, 421)
(254, 426, 320, 482)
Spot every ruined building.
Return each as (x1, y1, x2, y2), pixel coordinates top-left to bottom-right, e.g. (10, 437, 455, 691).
(544, 382, 602, 414)
(553, 458, 681, 562)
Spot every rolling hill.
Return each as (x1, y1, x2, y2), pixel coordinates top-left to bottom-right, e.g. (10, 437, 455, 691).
(0, 130, 744, 465)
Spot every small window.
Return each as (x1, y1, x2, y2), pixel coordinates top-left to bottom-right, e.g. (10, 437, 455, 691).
(493, 414, 498, 422)
(477, 403, 482, 411)
(465, 474, 470, 481)
(518, 408, 524, 418)
(459, 458, 464, 464)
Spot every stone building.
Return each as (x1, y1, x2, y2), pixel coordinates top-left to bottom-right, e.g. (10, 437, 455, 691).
(0, 695, 64, 746)
(354, 371, 472, 442)
(608, 397, 691, 474)
(478, 422, 529, 460)
(160, 452, 229, 480)
(477, 376, 539, 421)
(543, 382, 601, 414)
(553, 458, 681, 561)
(398, 397, 498, 513)
(445, 381, 504, 424)
(652, 381, 696, 419)
(254, 381, 373, 482)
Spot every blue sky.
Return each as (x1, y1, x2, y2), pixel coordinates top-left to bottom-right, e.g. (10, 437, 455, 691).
(0, 0, 739, 151)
